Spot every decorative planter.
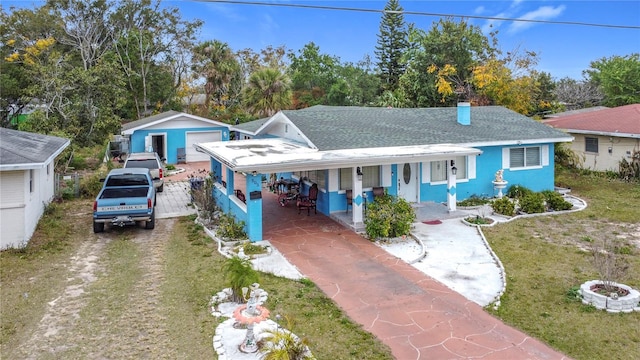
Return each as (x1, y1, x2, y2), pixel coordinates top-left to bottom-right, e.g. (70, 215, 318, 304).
(461, 217, 495, 227)
(580, 280, 640, 313)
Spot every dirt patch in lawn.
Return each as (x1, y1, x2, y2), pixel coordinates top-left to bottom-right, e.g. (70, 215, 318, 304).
(6, 219, 176, 359)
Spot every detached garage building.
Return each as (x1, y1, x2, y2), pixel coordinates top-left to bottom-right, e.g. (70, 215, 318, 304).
(0, 128, 70, 249)
(121, 111, 230, 164)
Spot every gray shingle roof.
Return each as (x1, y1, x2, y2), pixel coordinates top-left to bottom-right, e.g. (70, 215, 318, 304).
(121, 110, 182, 131)
(233, 116, 271, 133)
(0, 128, 70, 168)
(276, 105, 570, 151)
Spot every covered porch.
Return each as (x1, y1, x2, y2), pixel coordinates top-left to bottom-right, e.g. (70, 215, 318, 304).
(195, 138, 481, 241)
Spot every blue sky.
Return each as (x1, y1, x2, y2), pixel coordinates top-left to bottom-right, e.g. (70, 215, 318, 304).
(175, 0, 640, 80)
(4, 0, 640, 80)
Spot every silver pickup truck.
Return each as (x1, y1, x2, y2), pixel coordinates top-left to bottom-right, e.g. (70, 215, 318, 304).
(123, 152, 166, 192)
(93, 168, 157, 233)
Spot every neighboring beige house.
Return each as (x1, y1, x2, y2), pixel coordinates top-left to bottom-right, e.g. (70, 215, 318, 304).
(545, 104, 640, 172)
(0, 128, 70, 249)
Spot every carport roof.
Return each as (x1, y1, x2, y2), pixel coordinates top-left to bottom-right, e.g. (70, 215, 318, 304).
(195, 138, 481, 173)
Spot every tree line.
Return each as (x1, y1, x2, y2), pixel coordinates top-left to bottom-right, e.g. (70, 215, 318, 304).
(1, 0, 639, 148)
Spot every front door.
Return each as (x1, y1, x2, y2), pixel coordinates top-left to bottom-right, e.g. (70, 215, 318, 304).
(397, 163, 418, 202)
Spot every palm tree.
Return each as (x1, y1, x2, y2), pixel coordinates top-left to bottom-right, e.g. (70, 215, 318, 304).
(192, 40, 241, 111)
(243, 68, 292, 117)
(221, 256, 260, 303)
(259, 315, 315, 360)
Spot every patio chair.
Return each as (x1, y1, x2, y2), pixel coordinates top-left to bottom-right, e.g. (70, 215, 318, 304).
(297, 183, 318, 215)
(346, 189, 353, 213)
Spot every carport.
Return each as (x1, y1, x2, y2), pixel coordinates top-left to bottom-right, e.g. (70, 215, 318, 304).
(195, 138, 481, 242)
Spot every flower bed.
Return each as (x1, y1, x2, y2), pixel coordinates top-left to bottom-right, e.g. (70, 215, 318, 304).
(580, 280, 640, 313)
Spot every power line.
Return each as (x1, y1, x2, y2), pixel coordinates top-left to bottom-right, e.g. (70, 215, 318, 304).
(195, 0, 640, 30)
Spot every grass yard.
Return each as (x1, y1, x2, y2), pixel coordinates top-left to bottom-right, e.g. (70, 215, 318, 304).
(0, 201, 393, 359)
(483, 168, 640, 360)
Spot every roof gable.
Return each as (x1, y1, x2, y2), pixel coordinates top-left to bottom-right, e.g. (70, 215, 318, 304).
(544, 104, 640, 137)
(121, 111, 229, 134)
(247, 105, 570, 151)
(0, 128, 70, 170)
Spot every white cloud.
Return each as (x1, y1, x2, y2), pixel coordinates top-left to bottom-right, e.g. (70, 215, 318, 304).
(511, 0, 525, 8)
(508, 5, 566, 33)
(205, 3, 244, 22)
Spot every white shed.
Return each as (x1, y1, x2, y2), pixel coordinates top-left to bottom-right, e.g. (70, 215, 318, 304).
(0, 128, 70, 249)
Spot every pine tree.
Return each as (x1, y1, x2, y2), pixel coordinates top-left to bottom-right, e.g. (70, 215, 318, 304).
(375, 0, 409, 92)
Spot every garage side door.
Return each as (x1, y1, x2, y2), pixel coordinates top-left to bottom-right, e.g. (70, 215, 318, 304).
(185, 131, 221, 162)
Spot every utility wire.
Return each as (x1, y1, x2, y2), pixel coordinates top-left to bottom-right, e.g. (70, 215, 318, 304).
(195, 0, 640, 30)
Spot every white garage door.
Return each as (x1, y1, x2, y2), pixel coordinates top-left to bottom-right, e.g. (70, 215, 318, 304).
(186, 131, 221, 162)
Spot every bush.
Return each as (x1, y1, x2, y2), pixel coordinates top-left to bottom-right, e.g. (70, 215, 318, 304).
(519, 192, 545, 214)
(190, 172, 217, 220)
(80, 171, 106, 198)
(457, 195, 491, 207)
(365, 193, 416, 239)
(541, 190, 573, 211)
(222, 256, 260, 303)
(217, 213, 247, 240)
(491, 197, 515, 216)
(506, 184, 533, 199)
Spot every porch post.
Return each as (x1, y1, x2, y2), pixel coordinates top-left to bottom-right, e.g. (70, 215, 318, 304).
(351, 166, 364, 226)
(245, 173, 263, 242)
(447, 161, 457, 212)
(210, 159, 222, 183)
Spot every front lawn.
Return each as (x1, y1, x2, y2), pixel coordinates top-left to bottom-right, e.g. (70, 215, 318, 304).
(483, 168, 640, 360)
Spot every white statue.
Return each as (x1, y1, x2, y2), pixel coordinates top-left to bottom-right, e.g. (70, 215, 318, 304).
(494, 169, 504, 183)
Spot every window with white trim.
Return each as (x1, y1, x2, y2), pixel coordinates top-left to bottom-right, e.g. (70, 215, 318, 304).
(339, 166, 380, 190)
(509, 147, 541, 168)
(295, 170, 326, 189)
(430, 156, 467, 182)
(339, 168, 351, 190)
(585, 137, 598, 153)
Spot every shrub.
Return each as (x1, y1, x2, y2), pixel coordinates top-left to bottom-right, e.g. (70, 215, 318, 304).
(519, 192, 545, 214)
(491, 197, 515, 216)
(541, 190, 573, 211)
(591, 238, 630, 293)
(365, 193, 416, 239)
(68, 155, 88, 170)
(80, 171, 106, 198)
(506, 184, 533, 199)
(554, 142, 583, 169)
(457, 195, 491, 207)
(259, 315, 315, 360)
(242, 242, 267, 255)
(190, 171, 217, 221)
(221, 256, 260, 303)
(217, 213, 247, 240)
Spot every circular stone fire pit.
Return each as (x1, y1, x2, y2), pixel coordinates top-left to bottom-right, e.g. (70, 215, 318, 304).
(580, 280, 640, 313)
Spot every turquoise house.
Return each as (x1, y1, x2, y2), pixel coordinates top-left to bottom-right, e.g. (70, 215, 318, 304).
(195, 105, 573, 242)
(121, 111, 230, 164)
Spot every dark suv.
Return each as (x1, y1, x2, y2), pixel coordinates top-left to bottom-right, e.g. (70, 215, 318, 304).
(123, 152, 166, 192)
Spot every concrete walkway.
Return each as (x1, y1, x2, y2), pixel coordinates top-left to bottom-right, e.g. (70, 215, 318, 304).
(159, 163, 571, 359)
(262, 192, 570, 360)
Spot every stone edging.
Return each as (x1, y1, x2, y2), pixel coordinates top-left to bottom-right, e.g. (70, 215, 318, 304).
(468, 194, 589, 308)
(580, 280, 640, 313)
